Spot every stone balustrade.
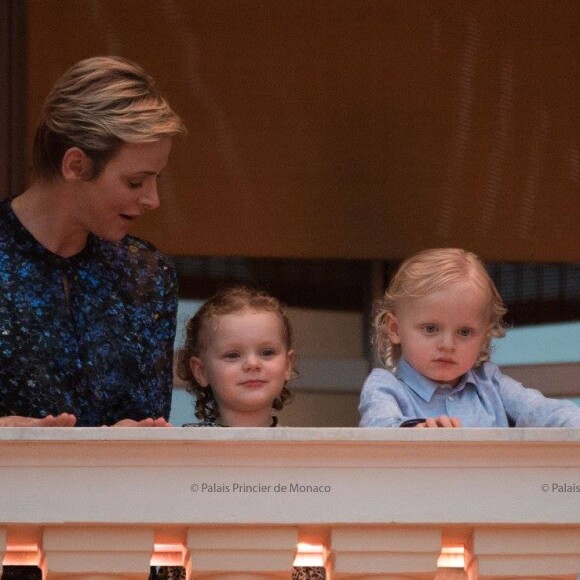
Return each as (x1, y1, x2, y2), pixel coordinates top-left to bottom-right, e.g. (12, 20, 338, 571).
(1, 428, 579, 579)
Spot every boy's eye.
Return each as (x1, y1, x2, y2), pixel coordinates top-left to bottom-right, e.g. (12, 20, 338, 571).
(423, 324, 438, 334)
(458, 328, 473, 337)
(261, 348, 277, 357)
(224, 352, 240, 360)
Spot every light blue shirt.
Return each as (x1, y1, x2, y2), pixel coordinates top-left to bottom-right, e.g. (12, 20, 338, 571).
(359, 359, 580, 428)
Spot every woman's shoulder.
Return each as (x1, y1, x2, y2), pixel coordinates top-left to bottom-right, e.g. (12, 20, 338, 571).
(0, 199, 19, 246)
(99, 235, 172, 265)
(92, 235, 176, 282)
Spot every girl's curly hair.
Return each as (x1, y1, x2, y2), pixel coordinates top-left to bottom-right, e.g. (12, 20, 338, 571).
(177, 286, 296, 423)
(374, 248, 507, 371)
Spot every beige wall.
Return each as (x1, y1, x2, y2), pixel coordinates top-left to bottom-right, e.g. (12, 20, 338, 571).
(281, 308, 366, 427)
(280, 390, 360, 428)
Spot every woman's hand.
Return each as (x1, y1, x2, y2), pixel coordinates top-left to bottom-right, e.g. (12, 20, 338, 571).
(415, 415, 462, 428)
(109, 417, 172, 427)
(0, 413, 77, 427)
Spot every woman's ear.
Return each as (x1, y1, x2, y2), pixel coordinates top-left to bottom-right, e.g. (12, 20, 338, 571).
(61, 147, 94, 181)
(189, 356, 209, 388)
(385, 312, 401, 345)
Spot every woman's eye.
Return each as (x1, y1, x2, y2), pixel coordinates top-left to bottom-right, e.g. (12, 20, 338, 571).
(128, 181, 143, 189)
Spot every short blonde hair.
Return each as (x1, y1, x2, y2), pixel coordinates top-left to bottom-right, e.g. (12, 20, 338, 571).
(177, 286, 297, 423)
(375, 248, 507, 371)
(33, 55, 186, 180)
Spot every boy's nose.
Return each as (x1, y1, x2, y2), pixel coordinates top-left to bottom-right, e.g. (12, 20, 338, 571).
(438, 333, 455, 350)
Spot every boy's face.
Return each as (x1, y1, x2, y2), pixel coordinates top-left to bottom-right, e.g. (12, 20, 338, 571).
(386, 284, 491, 387)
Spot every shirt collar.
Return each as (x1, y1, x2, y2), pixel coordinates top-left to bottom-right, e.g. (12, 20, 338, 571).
(2, 197, 96, 269)
(396, 358, 479, 402)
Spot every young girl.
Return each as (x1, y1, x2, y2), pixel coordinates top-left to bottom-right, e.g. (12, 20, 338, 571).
(359, 248, 580, 428)
(153, 287, 326, 580)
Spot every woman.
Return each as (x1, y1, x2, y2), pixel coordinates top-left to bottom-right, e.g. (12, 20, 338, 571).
(0, 56, 185, 427)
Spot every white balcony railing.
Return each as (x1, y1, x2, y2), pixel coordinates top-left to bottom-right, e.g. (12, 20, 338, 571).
(1, 428, 579, 579)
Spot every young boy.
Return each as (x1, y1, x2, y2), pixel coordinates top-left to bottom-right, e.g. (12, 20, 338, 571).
(359, 248, 580, 428)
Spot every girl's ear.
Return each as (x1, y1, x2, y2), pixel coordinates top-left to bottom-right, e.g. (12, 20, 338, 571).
(61, 147, 94, 181)
(284, 350, 295, 381)
(189, 356, 209, 388)
(385, 312, 401, 345)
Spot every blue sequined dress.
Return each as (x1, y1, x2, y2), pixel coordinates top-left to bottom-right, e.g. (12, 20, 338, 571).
(0, 198, 177, 426)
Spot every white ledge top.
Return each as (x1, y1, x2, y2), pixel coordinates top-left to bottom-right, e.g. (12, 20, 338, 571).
(1, 426, 579, 443)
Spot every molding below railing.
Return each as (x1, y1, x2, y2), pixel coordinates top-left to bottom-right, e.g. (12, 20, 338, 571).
(1, 428, 579, 578)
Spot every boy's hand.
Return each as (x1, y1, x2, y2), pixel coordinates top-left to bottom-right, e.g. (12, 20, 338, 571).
(415, 415, 462, 428)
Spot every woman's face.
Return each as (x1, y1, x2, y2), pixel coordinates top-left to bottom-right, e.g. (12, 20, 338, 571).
(76, 138, 172, 242)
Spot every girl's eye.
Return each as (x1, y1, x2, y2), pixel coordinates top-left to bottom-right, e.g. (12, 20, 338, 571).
(458, 328, 473, 337)
(261, 348, 276, 357)
(224, 352, 240, 360)
(423, 324, 438, 334)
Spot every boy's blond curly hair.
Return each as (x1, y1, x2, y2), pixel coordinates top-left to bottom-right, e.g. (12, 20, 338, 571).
(375, 248, 507, 371)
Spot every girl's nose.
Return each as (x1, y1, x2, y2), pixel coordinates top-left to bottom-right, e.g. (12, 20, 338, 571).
(243, 353, 261, 370)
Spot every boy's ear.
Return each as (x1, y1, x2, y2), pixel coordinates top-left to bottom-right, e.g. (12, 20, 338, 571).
(189, 356, 209, 388)
(61, 147, 94, 181)
(385, 312, 401, 344)
(284, 350, 295, 381)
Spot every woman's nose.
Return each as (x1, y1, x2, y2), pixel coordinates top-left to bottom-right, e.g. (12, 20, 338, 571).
(139, 182, 160, 211)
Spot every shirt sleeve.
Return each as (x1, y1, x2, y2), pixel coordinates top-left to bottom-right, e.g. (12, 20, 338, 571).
(493, 365, 580, 427)
(358, 369, 426, 427)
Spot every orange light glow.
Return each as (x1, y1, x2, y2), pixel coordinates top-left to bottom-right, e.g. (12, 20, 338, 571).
(293, 542, 327, 567)
(3, 543, 41, 566)
(437, 544, 465, 569)
(150, 543, 185, 566)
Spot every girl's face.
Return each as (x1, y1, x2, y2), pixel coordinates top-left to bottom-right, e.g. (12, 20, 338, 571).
(189, 308, 294, 427)
(386, 283, 491, 387)
(74, 139, 172, 242)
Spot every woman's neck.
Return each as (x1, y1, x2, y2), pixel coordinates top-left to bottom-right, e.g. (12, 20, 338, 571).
(12, 184, 89, 257)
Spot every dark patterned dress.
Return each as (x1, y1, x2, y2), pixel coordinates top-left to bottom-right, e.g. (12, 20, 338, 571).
(0, 198, 177, 426)
(0, 198, 178, 580)
(151, 420, 326, 580)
